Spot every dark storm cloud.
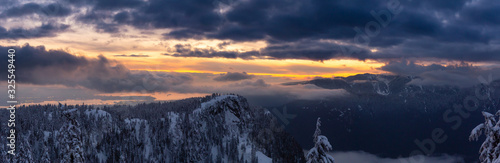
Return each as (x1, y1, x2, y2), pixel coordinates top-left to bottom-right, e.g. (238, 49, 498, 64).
(0, 0, 498, 61)
(213, 72, 255, 82)
(93, 0, 144, 10)
(460, 2, 500, 25)
(76, 11, 121, 33)
(110, 0, 223, 30)
(375, 40, 500, 62)
(168, 44, 260, 59)
(168, 40, 370, 61)
(64, 0, 144, 10)
(0, 2, 72, 18)
(217, 41, 231, 49)
(134, 0, 499, 61)
(136, 0, 490, 44)
(260, 40, 371, 61)
(0, 24, 69, 39)
(0, 44, 192, 93)
(0, 0, 17, 7)
(113, 11, 131, 23)
(163, 29, 205, 40)
(380, 60, 450, 76)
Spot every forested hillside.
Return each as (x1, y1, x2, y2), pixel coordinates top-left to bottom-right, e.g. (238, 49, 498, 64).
(0, 94, 305, 163)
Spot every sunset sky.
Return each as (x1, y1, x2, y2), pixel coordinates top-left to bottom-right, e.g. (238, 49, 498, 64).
(1, 0, 500, 106)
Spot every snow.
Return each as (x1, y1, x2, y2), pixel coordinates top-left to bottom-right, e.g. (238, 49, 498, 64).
(84, 109, 112, 122)
(374, 77, 391, 96)
(193, 95, 238, 114)
(124, 118, 147, 139)
(237, 134, 254, 161)
(47, 112, 52, 121)
(63, 108, 78, 114)
(97, 152, 107, 163)
(307, 118, 335, 163)
(470, 123, 484, 141)
(225, 109, 240, 125)
(256, 151, 272, 163)
(43, 131, 51, 142)
(7, 94, 307, 163)
(317, 136, 333, 150)
(483, 112, 494, 118)
(470, 111, 500, 162)
(124, 118, 152, 159)
(211, 146, 218, 162)
(167, 112, 179, 133)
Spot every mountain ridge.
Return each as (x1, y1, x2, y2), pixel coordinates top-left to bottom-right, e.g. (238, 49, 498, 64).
(0, 94, 306, 163)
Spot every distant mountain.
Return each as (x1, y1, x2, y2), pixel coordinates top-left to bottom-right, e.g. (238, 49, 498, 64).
(0, 94, 305, 163)
(280, 73, 500, 162)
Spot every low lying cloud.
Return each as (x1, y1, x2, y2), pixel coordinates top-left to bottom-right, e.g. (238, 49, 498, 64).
(230, 79, 270, 87)
(380, 60, 454, 76)
(380, 60, 500, 87)
(213, 72, 255, 82)
(174, 80, 348, 106)
(0, 84, 156, 106)
(0, 44, 192, 93)
(331, 151, 464, 163)
(113, 54, 150, 57)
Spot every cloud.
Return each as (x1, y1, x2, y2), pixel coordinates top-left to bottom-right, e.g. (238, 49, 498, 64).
(173, 80, 348, 106)
(0, 2, 72, 18)
(230, 79, 269, 87)
(113, 54, 150, 57)
(0, 44, 192, 93)
(64, 0, 144, 10)
(0, 24, 69, 39)
(330, 151, 464, 163)
(0, 0, 498, 61)
(380, 60, 450, 76)
(156, 0, 500, 61)
(380, 60, 500, 87)
(168, 44, 242, 59)
(213, 72, 255, 82)
(76, 11, 122, 33)
(167, 40, 370, 61)
(0, 84, 156, 106)
(163, 29, 205, 40)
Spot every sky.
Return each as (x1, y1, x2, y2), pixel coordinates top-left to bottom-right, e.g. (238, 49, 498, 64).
(1, 0, 500, 106)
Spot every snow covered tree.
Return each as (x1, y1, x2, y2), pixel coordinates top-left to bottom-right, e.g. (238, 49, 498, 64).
(306, 117, 335, 163)
(41, 142, 51, 163)
(470, 111, 500, 163)
(16, 137, 34, 163)
(58, 108, 85, 163)
(0, 95, 306, 162)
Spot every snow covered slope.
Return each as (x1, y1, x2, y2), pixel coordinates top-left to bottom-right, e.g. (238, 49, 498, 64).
(0, 94, 305, 163)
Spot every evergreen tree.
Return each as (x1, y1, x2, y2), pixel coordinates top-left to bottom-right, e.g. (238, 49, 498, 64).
(41, 143, 51, 163)
(0, 94, 306, 162)
(306, 117, 335, 163)
(58, 108, 85, 163)
(16, 136, 34, 163)
(470, 111, 500, 163)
